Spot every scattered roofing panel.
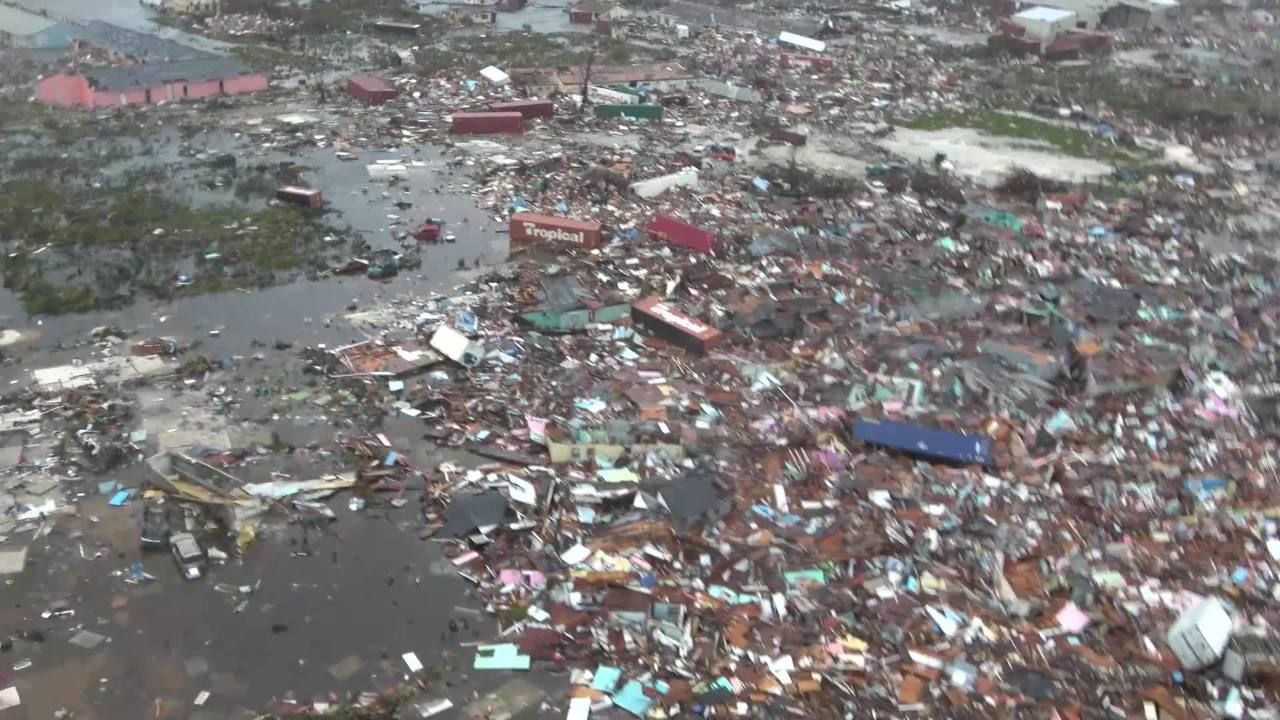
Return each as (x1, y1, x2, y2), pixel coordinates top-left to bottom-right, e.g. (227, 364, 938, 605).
(83, 58, 257, 91)
(78, 20, 210, 61)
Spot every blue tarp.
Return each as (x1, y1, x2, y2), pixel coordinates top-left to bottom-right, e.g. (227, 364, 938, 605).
(591, 665, 622, 693)
(853, 417, 993, 466)
(614, 680, 659, 716)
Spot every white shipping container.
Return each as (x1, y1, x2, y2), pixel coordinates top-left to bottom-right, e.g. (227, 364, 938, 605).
(778, 31, 826, 53)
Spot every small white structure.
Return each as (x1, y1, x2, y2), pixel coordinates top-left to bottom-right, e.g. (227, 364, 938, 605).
(1167, 597, 1233, 671)
(430, 326, 484, 368)
(479, 65, 510, 87)
(1021, 0, 1107, 27)
(778, 31, 826, 53)
(630, 167, 700, 199)
(1012, 6, 1078, 41)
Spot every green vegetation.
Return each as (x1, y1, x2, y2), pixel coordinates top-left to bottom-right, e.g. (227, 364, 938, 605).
(900, 109, 1099, 157)
(229, 43, 329, 72)
(220, 0, 432, 33)
(0, 175, 351, 315)
(298, 0, 425, 34)
(895, 109, 1156, 164)
(0, 97, 150, 144)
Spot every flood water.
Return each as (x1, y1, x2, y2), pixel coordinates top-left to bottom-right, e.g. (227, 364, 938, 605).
(0, 117, 513, 361)
(0, 10, 559, 714)
(3, 491, 509, 719)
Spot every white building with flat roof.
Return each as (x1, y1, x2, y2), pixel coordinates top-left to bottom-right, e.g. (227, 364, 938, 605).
(1016, 0, 1179, 28)
(1013, 6, 1079, 40)
(1017, 0, 1107, 27)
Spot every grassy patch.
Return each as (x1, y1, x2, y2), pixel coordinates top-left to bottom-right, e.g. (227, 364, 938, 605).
(296, 0, 428, 34)
(229, 43, 329, 72)
(0, 97, 151, 144)
(0, 176, 351, 315)
(896, 108, 1156, 165)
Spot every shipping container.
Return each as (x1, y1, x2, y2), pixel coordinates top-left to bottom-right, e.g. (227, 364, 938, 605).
(853, 417, 993, 466)
(509, 212, 603, 248)
(487, 99, 554, 119)
(347, 73, 397, 104)
(779, 52, 834, 70)
(594, 104, 664, 121)
(451, 111, 524, 134)
(276, 186, 323, 209)
(768, 127, 808, 146)
(778, 30, 826, 53)
(631, 296, 726, 355)
(645, 215, 717, 254)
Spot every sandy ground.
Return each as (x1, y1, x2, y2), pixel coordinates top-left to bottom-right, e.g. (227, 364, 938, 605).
(876, 126, 1113, 186)
(737, 132, 873, 178)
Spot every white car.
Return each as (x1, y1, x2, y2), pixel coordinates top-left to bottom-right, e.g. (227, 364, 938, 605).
(169, 532, 206, 580)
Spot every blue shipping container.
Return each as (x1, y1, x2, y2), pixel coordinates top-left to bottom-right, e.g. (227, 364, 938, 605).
(853, 417, 993, 466)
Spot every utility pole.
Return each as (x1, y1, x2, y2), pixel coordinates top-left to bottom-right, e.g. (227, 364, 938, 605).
(579, 49, 596, 112)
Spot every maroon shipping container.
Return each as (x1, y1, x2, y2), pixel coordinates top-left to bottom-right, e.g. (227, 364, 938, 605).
(510, 212, 602, 248)
(779, 52, 833, 70)
(631, 296, 726, 355)
(769, 127, 808, 146)
(451, 112, 524, 134)
(347, 74, 397, 104)
(645, 215, 717, 254)
(487, 99, 554, 119)
(277, 186, 323, 208)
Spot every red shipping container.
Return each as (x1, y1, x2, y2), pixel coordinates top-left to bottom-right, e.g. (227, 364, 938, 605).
(487, 99, 554, 119)
(510, 212, 603, 248)
(277, 186, 323, 208)
(347, 73, 397, 104)
(998, 18, 1025, 36)
(631, 296, 726, 355)
(645, 215, 717, 254)
(451, 112, 524, 134)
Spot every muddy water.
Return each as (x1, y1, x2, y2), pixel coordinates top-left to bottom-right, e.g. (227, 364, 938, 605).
(13, 0, 231, 51)
(4, 491, 520, 719)
(0, 121, 514, 361)
(0, 106, 562, 720)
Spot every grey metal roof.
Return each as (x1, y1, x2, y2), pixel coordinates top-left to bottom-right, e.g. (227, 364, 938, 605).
(0, 4, 60, 36)
(78, 20, 208, 61)
(84, 57, 256, 91)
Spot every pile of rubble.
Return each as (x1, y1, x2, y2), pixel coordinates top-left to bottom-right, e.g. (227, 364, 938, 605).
(200, 13, 300, 38)
(305, 140, 1280, 716)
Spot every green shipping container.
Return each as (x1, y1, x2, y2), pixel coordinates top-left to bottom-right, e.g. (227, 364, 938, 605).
(595, 104, 664, 121)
